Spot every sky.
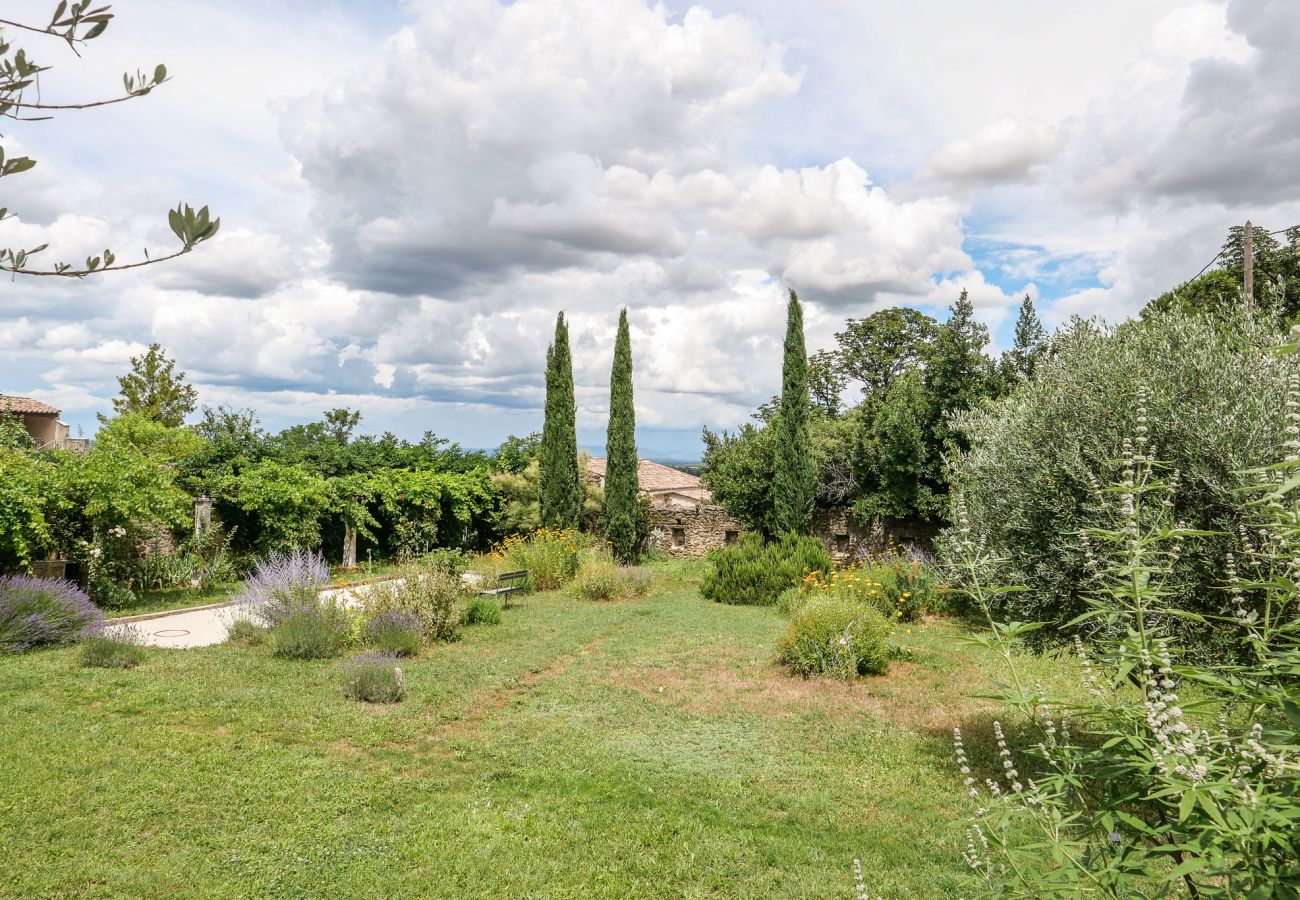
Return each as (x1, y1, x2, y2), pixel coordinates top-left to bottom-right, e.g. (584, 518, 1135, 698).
(3, 0, 1298, 459)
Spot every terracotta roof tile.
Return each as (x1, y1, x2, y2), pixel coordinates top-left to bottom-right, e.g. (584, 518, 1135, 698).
(583, 456, 710, 500)
(0, 394, 60, 415)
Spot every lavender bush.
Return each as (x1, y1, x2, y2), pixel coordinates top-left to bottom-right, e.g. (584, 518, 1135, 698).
(364, 608, 423, 657)
(341, 650, 406, 703)
(80, 624, 147, 669)
(234, 547, 330, 627)
(0, 575, 103, 653)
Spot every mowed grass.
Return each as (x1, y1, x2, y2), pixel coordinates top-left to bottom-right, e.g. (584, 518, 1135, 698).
(0, 565, 1075, 898)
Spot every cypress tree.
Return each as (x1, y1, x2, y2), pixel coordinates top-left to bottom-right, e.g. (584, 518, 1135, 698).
(603, 308, 641, 562)
(539, 312, 581, 528)
(770, 289, 817, 535)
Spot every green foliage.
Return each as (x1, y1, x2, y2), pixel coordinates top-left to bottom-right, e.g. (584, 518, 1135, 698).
(951, 427, 1300, 897)
(604, 308, 643, 563)
(363, 610, 423, 657)
(493, 432, 541, 474)
(0, 411, 35, 452)
(944, 310, 1293, 646)
(361, 565, 465, 643)
(571, 550, 648, 602)
(852, 371, 942, 522)
(923, 288, 994, 463)
(490, 459, 603, 540)
(701, 422, 776, 531)
(0, 448, 51, 571)
(225, 460, 332, 551)
(495, 527, 582, 591)
(999, 294, 1048, 385)
(341, 651, 406, 704)
(772, 289, 817, 535)
(700, 531, 833, 606)
(79, 627, 147, 669)
(269, 599, 352, 660)
(777, 597, 891, 678)
(834, 306, 939, 399)
(540, 312, 581, 529)
(110, 343, 198, 427)
(463, 596, 502, 626)
(224, 617, 267, 647)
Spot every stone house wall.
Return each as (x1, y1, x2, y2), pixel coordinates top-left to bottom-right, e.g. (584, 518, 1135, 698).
(646, 502, 746, 558)
(813, 508, 938, 565)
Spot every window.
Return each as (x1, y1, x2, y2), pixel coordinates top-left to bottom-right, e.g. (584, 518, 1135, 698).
(835, 534, 849, 553)
(724, 530, 739, 545)
(672, 527, 686, 548)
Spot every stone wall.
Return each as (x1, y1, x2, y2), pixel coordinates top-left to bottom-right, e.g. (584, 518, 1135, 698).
(646, 502, 746, 558)
(813, 508, 937, 565)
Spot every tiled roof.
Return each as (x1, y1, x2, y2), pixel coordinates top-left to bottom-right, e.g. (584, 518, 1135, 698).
(583, 457, 710, 500)
(0, 394, 60, 415)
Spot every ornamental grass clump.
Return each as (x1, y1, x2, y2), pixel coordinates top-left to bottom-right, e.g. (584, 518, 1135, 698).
(79, 625, 147, 669)
(778, 596, 890, 678)
(463, 596, 501, 626)
(234, 546, 330, 628)
(947, 385, 1300, 897)
(701, 531, 833, 606)
(224, 616, 267, 647)
(341, 650, 406, 704)
(0, 575, 103, 653)
(573, 552, 624, 601)
(364, 608, 423, 657)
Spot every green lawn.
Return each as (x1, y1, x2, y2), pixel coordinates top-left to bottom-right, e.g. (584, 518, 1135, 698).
(0, 565, 1072, 898)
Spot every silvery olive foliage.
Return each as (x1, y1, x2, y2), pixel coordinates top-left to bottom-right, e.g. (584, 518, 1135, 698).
(944, 382, 1300, 898)
(944, 310, 1297, 652)
(0, 2, 218, 277)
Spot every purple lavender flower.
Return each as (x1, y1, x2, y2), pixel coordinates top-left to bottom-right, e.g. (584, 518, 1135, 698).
(0, 575, 104, 653)
(234, 547, 330, 627)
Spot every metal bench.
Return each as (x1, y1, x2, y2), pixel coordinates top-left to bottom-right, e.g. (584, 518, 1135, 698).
(478, 570, 529, 608)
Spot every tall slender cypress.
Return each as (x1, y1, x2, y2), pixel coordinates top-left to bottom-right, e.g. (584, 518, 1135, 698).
(540, 312, 581, 528)
(603, 308, 640, 562)
(771, 288, 816, 535)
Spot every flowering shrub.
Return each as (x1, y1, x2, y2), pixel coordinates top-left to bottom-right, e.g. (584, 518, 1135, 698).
(79, 625, 147, 669)
(234, 547, 330, 627)
(362, 563, 464, 643)
(701, 531, 833, 606)
(364, 608, 423, 657)
(224, 617, 267, 647)
(944, 386, 1300, 897)
(492, 527, 582, 591)
(0, 575, 102, 653)
(341, 650, 406, 703)
(269, 598, 352, 660)
(777, 596, 890, 678)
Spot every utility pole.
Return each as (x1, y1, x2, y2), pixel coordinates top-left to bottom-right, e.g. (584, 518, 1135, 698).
(1243, 220, 1254, 317)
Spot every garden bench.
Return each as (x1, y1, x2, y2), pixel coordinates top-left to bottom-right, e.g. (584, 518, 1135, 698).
(479, 570, 529, 608)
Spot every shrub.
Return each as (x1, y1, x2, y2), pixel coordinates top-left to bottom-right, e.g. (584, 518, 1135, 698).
(421, 547, 472, 577)
(494, 527, 582, 591)
(364, 608, 423, 657)
(0, 575, 103, 653)
(224, 617, 267, 647)
(362, 564, 464, 643)
(573, 553, 623, 601)
(341, 650, 406, 703)
(948, 414, 1300, 897)
(777, 597, 891, 678)
(464, 596, 502, 626)
(775, 586, 804, 616)
(235, 547, 331, 628)
(944, 310, 1296, 647)
(269, 599, 351, 659)
(79, 625, 147, 669)
(700, 531, 833, 606)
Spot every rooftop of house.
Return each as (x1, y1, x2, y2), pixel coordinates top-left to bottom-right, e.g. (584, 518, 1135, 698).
(583, 456, 710, 501)
(0, 394, 61, 415)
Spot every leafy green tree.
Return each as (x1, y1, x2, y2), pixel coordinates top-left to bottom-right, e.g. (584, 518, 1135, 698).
(852, 371, 941, 522)
(602, 309, 642, 562)
(539, 313, 581, 529)
(834, 307, 939, 398)
(1143, 224, 1300, 321)
(0, 448, 51, 571)
(923, 288, 994, 460)
(224, 460, 332, 551)
(771, 289, 817, 535)
(493, 433, 540, 474)
(807, 349, 847, 417)
(110, 343, 198, 427)
(1000, 294, 1048, 384)
(1, 3, 218, 277)
(322, 408, 362, 445)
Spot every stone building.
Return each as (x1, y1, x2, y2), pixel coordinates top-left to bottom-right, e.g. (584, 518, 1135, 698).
(0, 394, 88, 451)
